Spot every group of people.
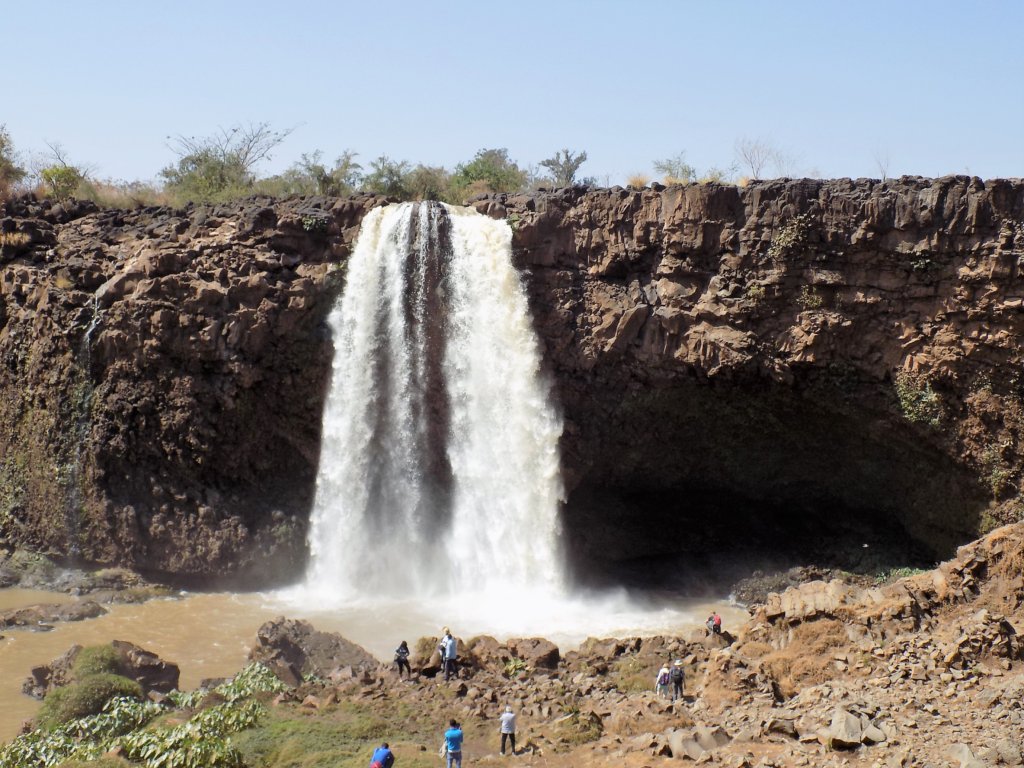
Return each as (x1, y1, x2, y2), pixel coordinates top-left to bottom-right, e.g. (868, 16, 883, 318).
(655, 659, 686, 701)
(369, 707, 517, 768)
(393, 627, 459, 683)
(380, 614, 727, 767)
(653, 610, 724, 701)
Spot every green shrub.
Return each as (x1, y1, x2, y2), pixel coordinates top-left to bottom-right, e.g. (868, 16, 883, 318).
(38, 674, 143, 730)
(215, 662, 286, 703)
(768, 213, 814, 259)
(72, 645, 120, 678)
(503, 657, 528, 678)
(0, 124, 25, 199)
(746, 282, 766, 306)
(41, 165, 84, 201)
(796, 284, 823, 310)
(981, 443, 1014, 499)
(894, 370, 942, 426)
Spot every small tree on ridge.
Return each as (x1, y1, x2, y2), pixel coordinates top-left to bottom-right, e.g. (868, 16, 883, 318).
(540, 148, 588, 187)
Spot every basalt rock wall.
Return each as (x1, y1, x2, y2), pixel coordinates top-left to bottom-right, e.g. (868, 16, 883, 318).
(1, 177, 1023, 584)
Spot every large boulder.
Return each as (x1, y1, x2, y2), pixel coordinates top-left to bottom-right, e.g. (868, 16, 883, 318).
(667, 724, 732, 760)
(22, 640, 179, 699)
(249, 617, 379, 686)
(111, 640, 179, 693)
(508, 637, 560, 670)
(824, 707, 864, 749)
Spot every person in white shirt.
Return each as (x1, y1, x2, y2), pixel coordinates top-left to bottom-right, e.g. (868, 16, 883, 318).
(499, 706, 517, 756)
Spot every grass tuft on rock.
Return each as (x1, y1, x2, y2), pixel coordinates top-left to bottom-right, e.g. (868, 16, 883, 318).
(72, 644, 121, 678)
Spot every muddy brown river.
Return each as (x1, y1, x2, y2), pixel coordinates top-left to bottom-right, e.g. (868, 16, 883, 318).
(0, 588, 747, 743)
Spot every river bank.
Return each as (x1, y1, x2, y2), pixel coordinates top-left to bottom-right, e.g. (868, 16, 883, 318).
(3, 523, 1022, 766)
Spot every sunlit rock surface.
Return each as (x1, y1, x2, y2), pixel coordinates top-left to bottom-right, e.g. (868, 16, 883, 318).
(2, 177, 1023, 582)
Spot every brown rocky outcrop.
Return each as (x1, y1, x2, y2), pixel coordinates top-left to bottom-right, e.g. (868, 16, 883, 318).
(248, 617, 380, 685)
(22, 639, 180, 699)
(0, 600, 106, 629)
(2, 178, 1024, 582)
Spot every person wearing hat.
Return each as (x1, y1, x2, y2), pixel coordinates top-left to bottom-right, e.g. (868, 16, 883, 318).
(670, 659, 685, 701)
(499, 705, 517, 755)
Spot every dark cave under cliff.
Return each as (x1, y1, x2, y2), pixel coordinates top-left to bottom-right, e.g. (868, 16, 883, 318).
(557, 372, 986, 593)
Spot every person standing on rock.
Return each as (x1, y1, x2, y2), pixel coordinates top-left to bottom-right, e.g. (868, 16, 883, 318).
(655, 662, 671, 698)
(441, 629, 458, 681)
(394, 640, 411, 680)
(499, 705, 517, 756)
(670, 659, 685, 701)
(444, 719, 464, 768)
(438, 628, 450, 668)
(370, 742, 395, 768)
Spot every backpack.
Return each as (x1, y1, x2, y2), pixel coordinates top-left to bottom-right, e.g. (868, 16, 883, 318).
(657, 670, 670, 686)
(670, 666, 684, 683)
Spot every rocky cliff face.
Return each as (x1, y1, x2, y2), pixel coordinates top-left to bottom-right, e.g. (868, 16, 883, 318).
(2, 177, 1023, 584)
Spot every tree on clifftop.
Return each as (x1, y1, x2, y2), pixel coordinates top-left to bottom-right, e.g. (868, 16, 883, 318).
(653, 152, 696, 184)
(39, 142, 88, 201)
(449, 148, 528, 200)
(160, 123, 293, 203)
(0, 125, 26, 199)
(540, 148, 589, 187)
(361, 155, 412, 199)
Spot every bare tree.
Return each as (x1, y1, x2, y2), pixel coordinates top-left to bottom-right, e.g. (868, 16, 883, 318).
(165, 122, 294, 177)
(872, 148, 890, 181)
(735, 138, 774, 179)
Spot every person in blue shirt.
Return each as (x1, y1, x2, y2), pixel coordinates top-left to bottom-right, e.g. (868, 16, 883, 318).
(440, 629, 458, 681)
(369, 742, 394, 768)
(444, 719, 463, 768)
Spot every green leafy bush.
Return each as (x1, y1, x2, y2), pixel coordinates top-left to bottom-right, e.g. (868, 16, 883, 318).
(796, 284, 823, 310)
(40, 165, 84, 201)
(503, 657, 528, 678)
(894, 370, 942, 426)
(215, 662, 287, 703)
(768, 213, 814, 259)
(37, 674, 142, 730)
(449, 148, 527, 200)
(0, 124, 26, 199)
(0, 692, 266, 768)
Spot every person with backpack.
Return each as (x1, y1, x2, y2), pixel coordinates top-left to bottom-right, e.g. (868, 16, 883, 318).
(394, 640, 411, 680)
(670, 659, 685, 701)
(655, 662, 671, 698)
(369, 742, 395, 768)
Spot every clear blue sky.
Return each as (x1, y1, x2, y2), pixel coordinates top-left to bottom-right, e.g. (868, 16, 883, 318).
(4, 0, 1022, 184)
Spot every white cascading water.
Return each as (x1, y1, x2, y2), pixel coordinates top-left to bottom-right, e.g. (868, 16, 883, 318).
(304, 202, 564, 603)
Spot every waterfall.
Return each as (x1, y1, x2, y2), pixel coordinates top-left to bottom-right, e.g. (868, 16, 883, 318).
(304, 202, 564, 602)
(64, 296, 102, 560)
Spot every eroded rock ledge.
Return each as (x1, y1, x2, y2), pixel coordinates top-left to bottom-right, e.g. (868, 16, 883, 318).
(1, 177, 1023, 582)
